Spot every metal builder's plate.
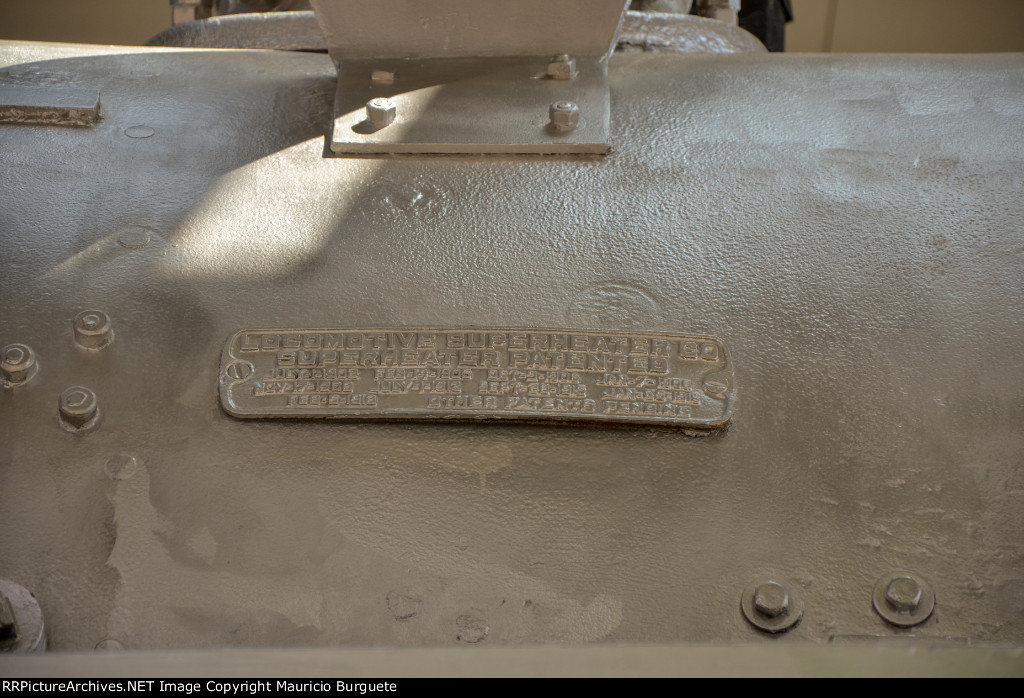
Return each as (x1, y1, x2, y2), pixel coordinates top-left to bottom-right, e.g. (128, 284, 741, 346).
(220, 329, 734, 428)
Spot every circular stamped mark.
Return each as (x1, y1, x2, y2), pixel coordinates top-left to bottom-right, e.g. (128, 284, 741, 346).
(117, 226, 154, 250)
(569, 282, 657, 328)
(124, 125, 155, 139)
(224, 361, 254, 381)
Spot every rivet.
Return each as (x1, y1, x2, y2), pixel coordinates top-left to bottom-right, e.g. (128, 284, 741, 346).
(873, 571, 934, 627)
(741, 578, 803, 633)
(1, 343, 39, 387)
(73, 310, 113, 351)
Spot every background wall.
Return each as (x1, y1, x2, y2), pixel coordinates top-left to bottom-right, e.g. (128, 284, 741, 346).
(1, 0, 1023, 52)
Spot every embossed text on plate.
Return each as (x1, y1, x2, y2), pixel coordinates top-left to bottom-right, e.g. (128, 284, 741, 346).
(220, 329, 735, 428)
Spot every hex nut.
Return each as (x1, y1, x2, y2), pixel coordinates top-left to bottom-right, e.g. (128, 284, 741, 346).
(741, 578, 803, 633)
(873, 571, 935, 627)
(73, 310, 114, 350)
(59, 385, 99, 431)
(547, 54, 576, 80)
(366, 97, 397, 128)
(1, 344, 39, 387)
(549, 101, 580, 132)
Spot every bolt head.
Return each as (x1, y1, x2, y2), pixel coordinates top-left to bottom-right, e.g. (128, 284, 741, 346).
(1, 344, 37, 386)
(885, 576, 923, 612)
(59, 385, 98, 429)
(549, 101, 580, 132)
(753, 581, 790, 618)
(73, 309, 113, 350)
(547, 54, 576, 80)
(366, 97, 397, 127)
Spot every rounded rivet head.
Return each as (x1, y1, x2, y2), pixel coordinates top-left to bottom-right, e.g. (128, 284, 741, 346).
(741, 578, 803, 633)
(547, 54, 576, 80)
(753, 581, 790, 618)
(873, 571, 934, 627)
(59, 386, 99, 430)
(1, 344, 39, 387)
(366, 97, 397, 127)
(73, 310, 113, 350)
(549, 101, 580, 132)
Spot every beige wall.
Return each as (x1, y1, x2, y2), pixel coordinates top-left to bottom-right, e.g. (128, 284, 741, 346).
(2, 0, 1024, 52)
(788, 0, 1024, 52)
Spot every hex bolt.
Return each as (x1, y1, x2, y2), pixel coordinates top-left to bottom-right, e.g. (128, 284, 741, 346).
(873, 571, 935, 627)
(73, 310, 114, 350)
(59, 386, 99, 430)
(741, 578, 803, 633)
(549, 101, 580, 132)
(547, 54, 576, 80)
(753, 581, 790, 618)
(884, 576, 923, 612)
(366, 97, 397, 128)
(1, 343, 39, 387)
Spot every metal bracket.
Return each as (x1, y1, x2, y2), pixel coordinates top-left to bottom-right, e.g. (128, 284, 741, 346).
(309, 0, 628, 155)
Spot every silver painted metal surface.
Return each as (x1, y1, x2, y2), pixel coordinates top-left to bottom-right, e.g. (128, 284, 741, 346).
(0, 580, 46, 653)
(145, 10, 766, 55)
(219, 328, 734, 427)
(309, 0, 629, 61)
(0, 42, 1022, 653)
(0, 85, 99, 126)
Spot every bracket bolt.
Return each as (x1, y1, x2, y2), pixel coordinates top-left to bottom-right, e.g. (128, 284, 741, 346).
(73, 310, 113, 350)
(884, 576, 923, 612)
(873, 571, 934, 626)
(547, 54, 576, 80)
(1, 344, 38, 387)
(549, 101, 580, 132)
(741, 578, 803, 633)
(366, 97, 397, 128)
(753, 581, 790, 618)
(59, 386, 99, 430)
